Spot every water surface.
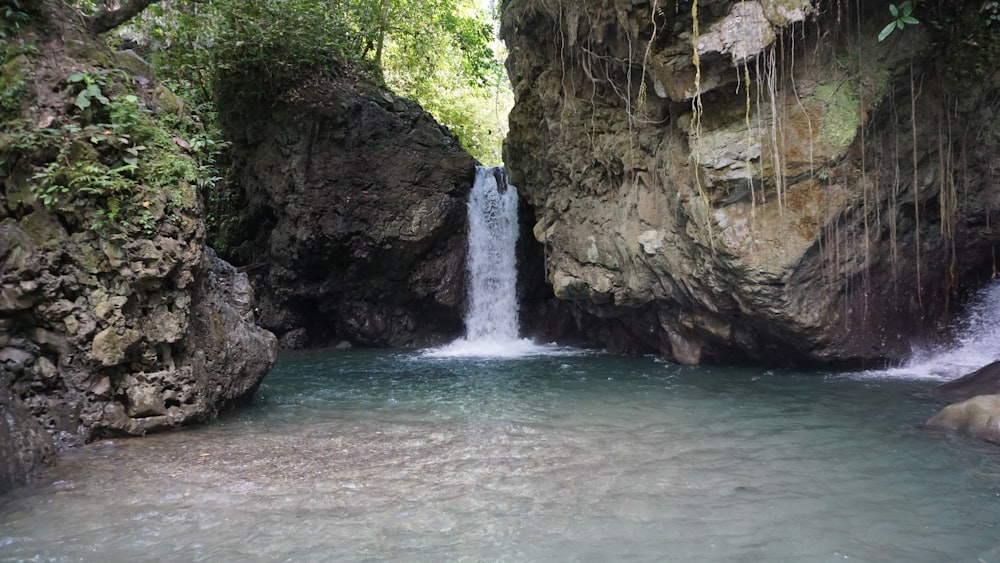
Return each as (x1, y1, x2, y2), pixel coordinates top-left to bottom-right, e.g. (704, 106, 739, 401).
(2, 349, 1000, 562)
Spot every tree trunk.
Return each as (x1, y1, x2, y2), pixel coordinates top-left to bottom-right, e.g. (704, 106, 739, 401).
(374, 0, 390, 72)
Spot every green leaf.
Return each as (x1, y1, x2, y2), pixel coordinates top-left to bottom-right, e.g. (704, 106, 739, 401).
(878, 21, 897, 41)
(901, 15, 919, 24)
(897, 20, 905, 29)
(67, 73, 86, 83)
(889, 3, 898, 17)
(75, 91, 91, 110)
(900, 1, 913, 17)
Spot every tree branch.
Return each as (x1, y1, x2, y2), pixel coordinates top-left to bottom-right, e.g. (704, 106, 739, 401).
(85, 0, 209, 34)
(85, 0, 159, 34)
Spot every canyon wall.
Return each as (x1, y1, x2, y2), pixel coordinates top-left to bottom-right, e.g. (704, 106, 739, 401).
(502, 0, 1000, 364)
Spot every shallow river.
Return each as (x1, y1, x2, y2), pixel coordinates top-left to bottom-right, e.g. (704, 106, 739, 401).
(3, 348, 1000, 562)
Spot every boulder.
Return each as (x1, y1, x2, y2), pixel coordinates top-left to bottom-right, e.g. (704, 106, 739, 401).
(927, 395, 1000, 445)
(215, 73, 477, 347)
(0, 371, 55, 494)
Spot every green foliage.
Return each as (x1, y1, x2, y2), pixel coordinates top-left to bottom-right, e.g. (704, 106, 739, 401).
(378, 1, 512, 164)
(0, 0, 30, 38)
(13, 69, 222, 237)
(924, 1, 1000, 82)
(116, 0, 511, 164)
(68, 72, 110, 110)
(0, 43, 33, 123)
(878, 1, 919, 42)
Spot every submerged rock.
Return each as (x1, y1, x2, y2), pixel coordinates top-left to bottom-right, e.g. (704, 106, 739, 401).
(927, 361, 1000, 446)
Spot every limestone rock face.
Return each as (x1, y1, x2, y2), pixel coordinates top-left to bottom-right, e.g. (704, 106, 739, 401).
(216, 75, 477, 347)
(502, 0, 1000, 364)
(0, 221, 276, 473)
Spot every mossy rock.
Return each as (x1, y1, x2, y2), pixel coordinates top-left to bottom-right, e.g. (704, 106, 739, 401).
(114, 49, 153, 80)
(4, 174, 32, 209)
(0, 53, 28, 121)
(813, 81, 859, 150)
(152, 84, 185, 116)
(64, 39, 114, 68)
(17, 208, 66, 245)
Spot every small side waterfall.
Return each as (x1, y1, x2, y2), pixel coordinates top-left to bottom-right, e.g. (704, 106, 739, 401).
(464, 166, 521, 341)
(863, 281, 1000, 380)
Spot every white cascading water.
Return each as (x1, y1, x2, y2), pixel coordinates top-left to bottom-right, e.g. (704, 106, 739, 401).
(863, 280, 1000, 380)
(464, 166, 521, 341)
(427, 166, 547, 357)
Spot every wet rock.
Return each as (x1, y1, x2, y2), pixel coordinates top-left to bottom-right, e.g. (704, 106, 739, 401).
(934, 361, 1000, 402)
(0, 285, 34, 310)
(0, 372, 55, 493)
(927, 395, 1000, 444)
(122, 371, 174, 418)
(182, 249, 277, 412)
(279, 327, 309, 350)
(34, 356, 58, 380)
(0, 347, 33, 373)
(91, 326, 141, 366)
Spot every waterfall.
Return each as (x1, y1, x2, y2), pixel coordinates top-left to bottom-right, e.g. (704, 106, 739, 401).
(464, 166, 521, 341)
(425, 166, 561, 358)
(862, 281, 1000, 380)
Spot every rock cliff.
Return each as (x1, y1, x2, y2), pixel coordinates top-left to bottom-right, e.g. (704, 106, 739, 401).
(502, 0, 1000, 364)
(0, 0, 276, 491)
(214, 72, 479, 348)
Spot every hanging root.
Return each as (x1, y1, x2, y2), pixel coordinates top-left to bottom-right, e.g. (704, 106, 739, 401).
(690, 0, 715, 251)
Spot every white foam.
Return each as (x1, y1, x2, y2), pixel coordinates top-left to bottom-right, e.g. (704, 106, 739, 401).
(856, 281, 1000, 381)
(422, 338, 581, 359)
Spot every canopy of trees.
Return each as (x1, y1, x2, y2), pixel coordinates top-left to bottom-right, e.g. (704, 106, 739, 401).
(71, 0, 512, 164)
